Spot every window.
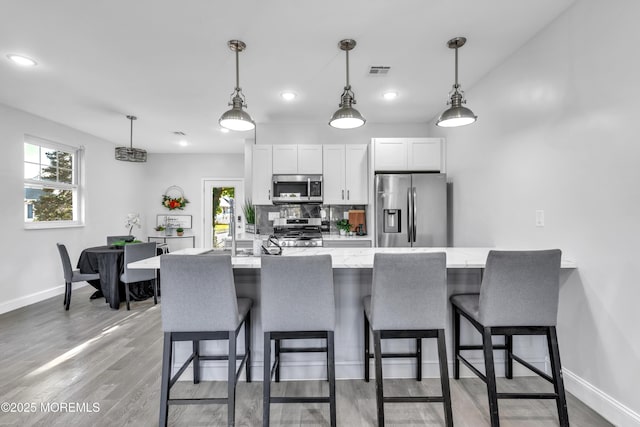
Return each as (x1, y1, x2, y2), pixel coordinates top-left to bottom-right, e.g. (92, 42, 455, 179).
(24, 135, 84, 228)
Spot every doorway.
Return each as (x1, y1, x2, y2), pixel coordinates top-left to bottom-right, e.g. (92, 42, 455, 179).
(202, 179, 245, 249)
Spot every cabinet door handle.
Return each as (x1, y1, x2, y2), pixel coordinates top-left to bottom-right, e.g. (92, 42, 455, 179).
(341, 189, 344, 200)
(347, 190, 350, 200)
(268, 189, 271, 200)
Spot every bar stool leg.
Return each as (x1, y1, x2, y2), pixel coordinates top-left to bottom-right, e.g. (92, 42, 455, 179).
(275, 339, 281, 382)
(453, 306, 461, 379)
(373, 330, 385, 427)
(437, 329, 454, 427)
(505, 334, 513, 379)
(193, 340, 200, 384)
(327, 331, 337, 427)
(159, 332, 172, 427)
(153, 271, 158, 305)
(245, 311, 252, 382)
(482, 327, 500, 427)
(416, 338, 422, 381)
(228, 331, 237, 427)
(547, 327, 570, 426)
(364, 312, 370, 382)
(263, 332, 272, 427)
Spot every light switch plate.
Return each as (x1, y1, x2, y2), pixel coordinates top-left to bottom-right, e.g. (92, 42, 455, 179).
(535, 210, 545, 227)
(343, 212, 349, 219)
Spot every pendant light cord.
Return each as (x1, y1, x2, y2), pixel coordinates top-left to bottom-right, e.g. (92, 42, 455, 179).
(130, 117, 133, 149)
(345, 49, 350, 88)
(235, 48, 240, 91)
(454, 47, 459, 88)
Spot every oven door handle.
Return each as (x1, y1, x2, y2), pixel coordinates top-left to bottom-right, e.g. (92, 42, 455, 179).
(307, 178, 311, 201)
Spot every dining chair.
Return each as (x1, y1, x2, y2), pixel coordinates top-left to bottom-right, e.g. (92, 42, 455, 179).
(450, 249, 568, 427)
(56, 243, 100, 311)
(363, 253, 453, 427)
(106, 235, 134, 245)
(120, 242, 157, 310)
(260, 254, 336, 427)
(159, 254, 252, 427)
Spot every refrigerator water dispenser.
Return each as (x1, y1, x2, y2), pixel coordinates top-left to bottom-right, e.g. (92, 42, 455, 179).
(383, 209, 401, 233)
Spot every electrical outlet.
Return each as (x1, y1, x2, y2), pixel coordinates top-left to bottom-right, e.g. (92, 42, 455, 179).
(535, 210, 545, 227)
(343, 212, 349, 220)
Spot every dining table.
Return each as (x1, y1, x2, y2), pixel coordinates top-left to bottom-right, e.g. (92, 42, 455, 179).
(78, 245, 157, 310)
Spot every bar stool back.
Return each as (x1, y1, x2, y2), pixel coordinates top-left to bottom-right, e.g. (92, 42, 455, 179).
(450, 249, 568, 426)
(260, 254, 336, 427)
(159, 255, 252, 427)
(363, 252, 452, 427)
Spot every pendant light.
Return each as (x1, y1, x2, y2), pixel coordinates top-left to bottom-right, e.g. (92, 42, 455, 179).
(329, 39, 366, 129)
(219, 40, 255, 132)
(115, 115, 147, 162)
(436, 37, 477, 128)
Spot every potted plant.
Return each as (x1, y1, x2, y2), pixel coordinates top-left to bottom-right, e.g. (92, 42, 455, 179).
(154, 225, 165, 233)
(336, 219, 351, 236)
(242, 199, 256, 233)
(176, 227, 184, 236)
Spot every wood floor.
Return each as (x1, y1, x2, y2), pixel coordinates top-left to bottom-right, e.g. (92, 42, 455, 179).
(0, 286, 612, 427)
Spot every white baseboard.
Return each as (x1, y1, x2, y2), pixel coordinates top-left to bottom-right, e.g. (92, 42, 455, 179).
(0, 283, 88, 315)
(564, 368, 640, 427)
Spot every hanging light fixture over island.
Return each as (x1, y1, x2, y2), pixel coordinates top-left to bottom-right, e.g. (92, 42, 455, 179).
(219, 40, 255, 132)
(329, 39, 366, 130)
(436, 36, 477, 128)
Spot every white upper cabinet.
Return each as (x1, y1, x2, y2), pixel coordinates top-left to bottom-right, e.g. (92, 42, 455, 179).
(272, 145, 298, 174)
(323, 144, 368, 205)
(373, 138, 445, 172)
(272, 144, 323, 174)
(297, 145, 323, 174)
(252, 145, 273, 205)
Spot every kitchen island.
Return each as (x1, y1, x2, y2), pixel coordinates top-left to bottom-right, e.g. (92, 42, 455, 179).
(130, 247, 576, 381)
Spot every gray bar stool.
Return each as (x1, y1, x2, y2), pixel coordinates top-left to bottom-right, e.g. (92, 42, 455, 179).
(450, 249, 568, 427)
(260, 255, 336, 427)
(120, 242, 157, 310)
(159, 255, 252, 427)
(363, 253, 453, 427)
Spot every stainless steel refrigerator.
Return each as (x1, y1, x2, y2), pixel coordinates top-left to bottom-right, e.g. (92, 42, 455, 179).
(375, 173, 447, 247)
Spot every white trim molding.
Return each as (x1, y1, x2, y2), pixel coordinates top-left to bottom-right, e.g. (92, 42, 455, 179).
(564, 368, 640, 427)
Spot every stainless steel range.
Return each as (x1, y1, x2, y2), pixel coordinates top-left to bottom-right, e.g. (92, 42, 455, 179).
(273, 218, 323, 247)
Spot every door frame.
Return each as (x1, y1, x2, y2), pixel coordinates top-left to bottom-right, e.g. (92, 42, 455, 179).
(202, 178, 245, 249)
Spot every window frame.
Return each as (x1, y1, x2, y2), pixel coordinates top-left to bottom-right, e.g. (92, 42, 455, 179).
(23, 135, 85, 229)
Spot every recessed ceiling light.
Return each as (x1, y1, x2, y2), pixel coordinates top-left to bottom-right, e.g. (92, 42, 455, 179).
(178, 140, 188, 147)
(220, 127, 230, 133)
(280, 91, 296, 101)
(7, 54, 37, 67)
(383, 91, 398, 100)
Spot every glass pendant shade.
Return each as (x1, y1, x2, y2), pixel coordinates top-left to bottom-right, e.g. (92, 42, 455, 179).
(436, 37, 477, 128)
(329, 39, 365, 129)
(115, 115, 147, 162)
(219, 40, 255, 132)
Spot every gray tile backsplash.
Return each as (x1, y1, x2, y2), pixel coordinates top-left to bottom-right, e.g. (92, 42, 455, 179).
(255, 204, 366, 234)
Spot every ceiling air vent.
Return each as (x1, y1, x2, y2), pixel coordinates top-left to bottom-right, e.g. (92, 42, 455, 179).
(368, 66, 390, 75)
(172, 131, 186, 136)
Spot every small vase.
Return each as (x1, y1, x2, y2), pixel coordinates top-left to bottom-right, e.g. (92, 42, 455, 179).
(339, 229, 346, 236)
(177, 231, 184, 236)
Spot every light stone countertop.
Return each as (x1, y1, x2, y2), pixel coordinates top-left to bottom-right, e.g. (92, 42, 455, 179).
(128, 247, 577, 270)
(227, 233, 373, 242)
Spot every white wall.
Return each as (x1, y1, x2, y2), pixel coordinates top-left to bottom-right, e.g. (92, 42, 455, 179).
(431, 1, 640, 424)
(139, 153, 244, 247)
(0, 103, 145, 313)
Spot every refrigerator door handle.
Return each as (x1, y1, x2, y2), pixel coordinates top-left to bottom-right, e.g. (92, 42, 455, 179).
(407, 187, 413, 243)
(412, 187, 417, 242)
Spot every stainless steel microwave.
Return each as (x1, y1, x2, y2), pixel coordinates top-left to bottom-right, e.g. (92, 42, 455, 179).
(271, 174, 323, 204)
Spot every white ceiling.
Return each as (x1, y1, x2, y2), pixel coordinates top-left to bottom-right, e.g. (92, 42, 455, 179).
(0, 0, 575, 154)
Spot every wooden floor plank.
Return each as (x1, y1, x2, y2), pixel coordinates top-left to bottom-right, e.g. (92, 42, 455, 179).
(0, 287, 613, 426)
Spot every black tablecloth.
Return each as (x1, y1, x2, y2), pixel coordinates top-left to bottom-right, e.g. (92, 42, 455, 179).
(77, 245, 157, 310)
